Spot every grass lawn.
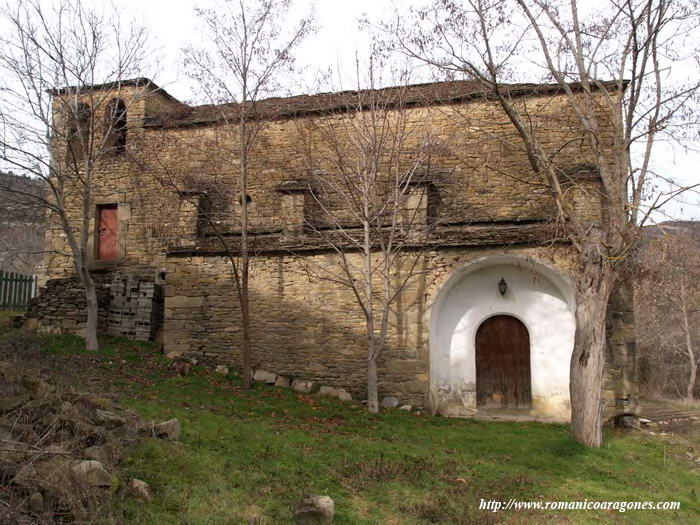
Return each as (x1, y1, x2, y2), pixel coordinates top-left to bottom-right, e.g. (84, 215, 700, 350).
(1, 321, 698, 524)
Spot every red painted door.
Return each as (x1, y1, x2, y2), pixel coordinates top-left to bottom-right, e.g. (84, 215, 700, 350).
(475, 315, 531, 409)
(97, 205, 118, 261)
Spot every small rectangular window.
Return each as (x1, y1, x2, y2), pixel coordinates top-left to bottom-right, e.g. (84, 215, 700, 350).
(97, 204, 118, 261)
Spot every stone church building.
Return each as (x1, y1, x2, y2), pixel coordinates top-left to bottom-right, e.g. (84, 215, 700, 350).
(28, 78, 638, 422)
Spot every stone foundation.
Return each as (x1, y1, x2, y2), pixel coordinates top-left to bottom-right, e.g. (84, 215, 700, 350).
(25, 267, 163, 342)
(24, 274, 112, 336)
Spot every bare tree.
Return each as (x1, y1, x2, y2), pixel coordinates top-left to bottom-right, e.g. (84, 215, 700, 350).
(0, 0, 151, 350)
(385, 0, 700, 445)
(636, 224, 699, 402)
(181, 0, 313, 388)
(290, 64, 448, 412)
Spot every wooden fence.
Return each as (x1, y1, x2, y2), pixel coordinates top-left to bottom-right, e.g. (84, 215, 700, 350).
(0, 270, 38, 310)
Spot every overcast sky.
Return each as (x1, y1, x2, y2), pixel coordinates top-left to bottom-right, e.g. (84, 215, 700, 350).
(116, 0, 400, 101)
(29, 0, 700, 221)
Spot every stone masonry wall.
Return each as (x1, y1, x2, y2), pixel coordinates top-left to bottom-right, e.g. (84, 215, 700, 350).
(43, 88, 610, 282)
(37, 81, 637, 416)
(163, 244, 638, 412)
(24, 272, 112, 336)
(25, 265, 163, 341)
(164, 251, 423, 403)
(603, 283, 639, 418)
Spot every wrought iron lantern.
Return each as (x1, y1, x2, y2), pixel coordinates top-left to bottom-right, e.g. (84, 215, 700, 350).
(498, 277, 507, 296)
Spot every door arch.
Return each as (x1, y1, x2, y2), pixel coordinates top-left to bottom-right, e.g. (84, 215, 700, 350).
(475, 315, 531, 409)
(428, 255, 576, 419)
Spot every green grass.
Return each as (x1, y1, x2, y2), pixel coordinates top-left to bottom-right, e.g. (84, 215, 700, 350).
(2, 329, 699, 524)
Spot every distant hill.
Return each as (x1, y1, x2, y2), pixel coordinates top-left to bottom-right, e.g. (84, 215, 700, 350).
(0, 171, 47, 223)
(642, 220, 700, 241)
(0, 172, 47, 274)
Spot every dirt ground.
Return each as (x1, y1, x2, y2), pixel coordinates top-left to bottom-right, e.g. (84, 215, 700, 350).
(639, 397, 700, 438)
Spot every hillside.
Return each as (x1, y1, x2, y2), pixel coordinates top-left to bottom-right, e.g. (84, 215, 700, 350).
(636, 220, 700, 400)
(0, 172, 46, 274)
(0, 315, 698, 524)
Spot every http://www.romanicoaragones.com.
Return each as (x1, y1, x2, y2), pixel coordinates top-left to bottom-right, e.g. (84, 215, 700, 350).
(479, 499, 681, 513)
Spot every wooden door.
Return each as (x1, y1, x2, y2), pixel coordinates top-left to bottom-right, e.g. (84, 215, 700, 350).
(97, 205, 118, 261)
(475, 315, 531, 408)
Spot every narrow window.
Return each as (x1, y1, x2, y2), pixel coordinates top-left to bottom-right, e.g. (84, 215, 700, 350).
(105, 98, 127, 154)
(67, 102, 91, 163)
(97, 204, 118, 261)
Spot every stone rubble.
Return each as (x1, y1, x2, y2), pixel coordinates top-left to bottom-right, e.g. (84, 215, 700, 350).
(318, 386, 352, 401)
(129, 478, 152, 501)
(139, 418, 181, 440)
(274, 376, 290, 388)
(291, 379, 317, 393)
(381, 396, 400, 409)
(294, 495, 335, 524)
(250, 368, 415, 405)
(252, 369, 277, 384)
(215, 364, 230, 375)
(72, 460, 114, 488)
(0, 360, 179, 522)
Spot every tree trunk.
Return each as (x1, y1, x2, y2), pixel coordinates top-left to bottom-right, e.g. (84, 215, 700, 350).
(362, 208, 379, 413)
(570, 269, 613, 447)
(367, 341, 379, 413)
(240, 177, 252, 388)
(239, 102, 252, 390)
(82, 268, 99, 351)
(68, 186, 99, 352)
(241, 289, 252, 389)
(681, 301, 697, 402)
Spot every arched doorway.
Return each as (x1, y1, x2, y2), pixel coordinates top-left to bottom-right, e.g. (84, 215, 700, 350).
(475, 315, 531, 409)
(428, 254, 576, 420)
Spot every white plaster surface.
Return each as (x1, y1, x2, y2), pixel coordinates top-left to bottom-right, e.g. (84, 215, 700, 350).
(429, 256, 576, 421)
